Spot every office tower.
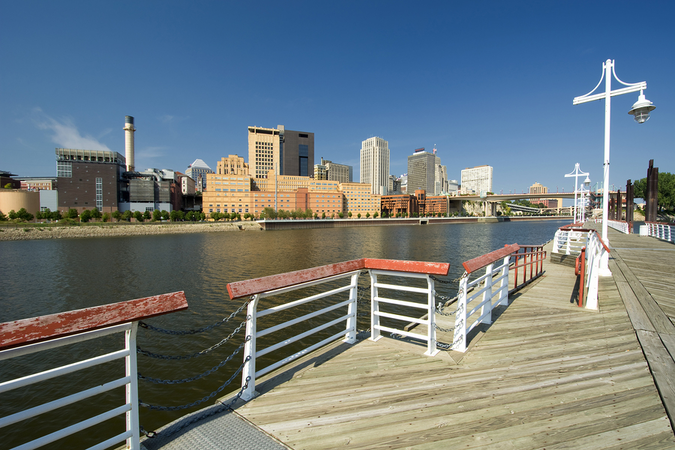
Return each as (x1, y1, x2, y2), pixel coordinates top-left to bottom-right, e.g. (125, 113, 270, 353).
(407, 149, 437, 194)
(186, 159, 214, 192)
(216, 155, 249, 176)
(461, 165, 493, 195)
(248, 125, 314, 179)
(360, 137, 389, 195)
(317, 158, 352, 183)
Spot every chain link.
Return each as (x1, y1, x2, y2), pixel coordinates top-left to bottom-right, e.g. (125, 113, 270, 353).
(139, 298, 250, 335)
(139, 339, 247, 385)
(137, 319, 248, 360)
(430, 274, 463, 284)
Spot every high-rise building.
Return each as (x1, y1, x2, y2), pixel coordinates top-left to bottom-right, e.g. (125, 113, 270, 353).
(360, 137, 389, 195)
(407, 150, 437, 194)
(317, 158, 352, 183)
(186, 159, 214, 192)
(461, 165, 493, 195)
(248, 125, 314, 179)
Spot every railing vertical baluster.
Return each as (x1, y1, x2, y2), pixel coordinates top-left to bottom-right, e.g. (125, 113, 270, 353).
(344, 272, 359, 344)
(241, 295, 259, 401)
(369, 271, 382, 342)
(452, 275, 468, 352)
(481, 263, 494, 325)
(126, 322, 140, 450)
(498, 256, 509, 307)
(425, 275, 439, 356)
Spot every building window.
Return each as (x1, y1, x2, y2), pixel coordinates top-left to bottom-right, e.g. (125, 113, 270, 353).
(95, 177, 103, 211)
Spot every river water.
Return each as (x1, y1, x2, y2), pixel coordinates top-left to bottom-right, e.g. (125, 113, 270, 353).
(0, 219, 567, 448)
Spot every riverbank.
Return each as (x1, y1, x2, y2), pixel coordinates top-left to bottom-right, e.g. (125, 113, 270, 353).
(0, 221, 263, 241)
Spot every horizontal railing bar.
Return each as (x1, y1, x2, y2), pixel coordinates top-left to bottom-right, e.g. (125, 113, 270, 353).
(0, 376, 130, 428)
(257, 282, 354, 318)
(374, 311, 427, 325)
(256, 329, 350, 378)
(257, 316, 348, 358)
(369, 269, 430, 280)
(257, 299, 352, 338)
(372, 282, 429, 294)
(0, 292, 187, 351)
(12, 403, 131, 450)
(0, 348, 129, 394)
(0, 323, 131, 362)
(257, 271, 358, 301)
(467, 296, 493, 318)
(87, 430, 133, 450)
(466, 311, 491, 335)
(374, 324, 426, 341)
(373, 296, 428, 309)
(466, 284, 492, 303)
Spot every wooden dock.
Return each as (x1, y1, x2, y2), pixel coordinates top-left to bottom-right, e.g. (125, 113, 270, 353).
(220, 232, 675, 449)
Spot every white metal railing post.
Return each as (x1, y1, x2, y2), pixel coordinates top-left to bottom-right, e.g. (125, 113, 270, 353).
(344, 272, 359, 344)
(498, 255, 509, 306)
(369, 270, 382, 342)
(452, 275, 468, 352)
(425, 275, 439, 357)
(125, 322, 140, 450)
(565, 231, 572, 255)
(553, 230, 560, 253)
(241, 295, 259, 401)
(481, 263, 494, 325)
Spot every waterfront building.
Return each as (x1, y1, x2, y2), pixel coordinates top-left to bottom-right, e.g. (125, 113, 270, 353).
(447, 179, 459, 195)
(203, 173, 252, 216)
(0, 189, 40, 217)
(248, 125, 314, 179)
(407, 150, 437, 195)
(360, 137, 389, 195)
(381, 189, 452, 217)
(55, 148, 126, 214)
(15, 177, 56, 191)
(319, 158, 352, 183)
(178, 172, 198, 211)
(121, 168, 182, 213)
(529, 182, 560, 209)
(186, 159, 214, 192)
(339, 182, 381, 218)
(0, 171, 21, 189)
(461, 165, 493, 195)
(216, 155, 249, 176)
(314, 162, 328, 180)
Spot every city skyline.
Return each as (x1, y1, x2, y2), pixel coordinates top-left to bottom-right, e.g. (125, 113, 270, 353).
(1, 2, 673, 196)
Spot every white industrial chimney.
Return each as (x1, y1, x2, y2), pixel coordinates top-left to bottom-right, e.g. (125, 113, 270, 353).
(124, 116, 136, 172)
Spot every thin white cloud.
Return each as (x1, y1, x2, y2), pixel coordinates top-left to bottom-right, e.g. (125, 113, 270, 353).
(33, 108, 111, 151)
(159, 114, 188, 124)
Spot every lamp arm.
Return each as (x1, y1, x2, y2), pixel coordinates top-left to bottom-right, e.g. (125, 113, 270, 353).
(611, 64, 647, 89)
(574, 66, 606, 103)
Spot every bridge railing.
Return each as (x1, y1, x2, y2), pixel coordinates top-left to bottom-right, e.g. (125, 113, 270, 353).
(0, 292, 188, 450)
(226, 258, 449, 401)
(645, 222, 674, 243)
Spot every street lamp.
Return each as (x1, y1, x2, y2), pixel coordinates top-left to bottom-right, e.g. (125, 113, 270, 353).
(573, 59, 655, 275)
(565, 163, 589, 223)
(579, 175, 591, 222)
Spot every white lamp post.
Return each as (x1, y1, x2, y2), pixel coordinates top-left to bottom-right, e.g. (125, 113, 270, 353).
(565, 163, 589, 223)
(573, 59, 655, 275)
(579, 175, 591, 222)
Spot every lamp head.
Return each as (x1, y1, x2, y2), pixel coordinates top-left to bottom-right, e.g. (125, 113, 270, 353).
(628, 91, 656, 123)
(584, 176, 591, 187)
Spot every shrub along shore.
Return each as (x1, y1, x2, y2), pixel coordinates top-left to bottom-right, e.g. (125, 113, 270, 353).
(0, 221, 263, 241)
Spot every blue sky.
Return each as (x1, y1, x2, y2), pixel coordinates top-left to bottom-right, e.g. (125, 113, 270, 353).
(2, 1, 673, 196)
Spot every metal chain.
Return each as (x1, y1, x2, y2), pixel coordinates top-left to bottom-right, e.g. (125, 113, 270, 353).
(137, 319, 247, 360)
(141, 375, 252, 439)
(430, 274, 463, 284)
(140, 358, 250, 412)
(139, 298, 250, 335)
(138, 339, 247, 385)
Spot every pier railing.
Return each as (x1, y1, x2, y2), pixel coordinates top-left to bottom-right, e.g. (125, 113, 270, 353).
(226, 258, 449, 401)
(577, 231, 609, 310)
(0, 292, 188, 450)
(645, 222, 674, 243)
(552, 223, 588, 255)
(607, 219, 632, 234)
(452, 244, 522, 353)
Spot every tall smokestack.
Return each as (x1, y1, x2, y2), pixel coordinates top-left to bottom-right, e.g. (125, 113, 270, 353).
(124, 115, 136, 172)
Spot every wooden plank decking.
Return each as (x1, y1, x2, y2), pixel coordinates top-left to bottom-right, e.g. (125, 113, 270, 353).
(225, 237, 675, 449)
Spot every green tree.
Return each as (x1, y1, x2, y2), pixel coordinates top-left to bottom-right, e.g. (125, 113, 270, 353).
(211, 212, 221, 221)
(143, 210, 151, 221)
(134, 211, 144, 222)
(634, 172, 675, 212)
(122, 210, 133, 221)
(199, 212, 206, 221)
(304, 208, 313, 219)
(185, 211, 195, 221)
(90, 208, 102, 220)
(152, 209, 162, 221)
(161, 210, 170, 220)
(112, 211, 122, 222)
(102, 212, 111, 222)
(373, 212, 379, 219)
(365, 212, 370, 218)
(321, 212, 326, 219)
(170, 210, 184, 221)
(80, 209, 91, 223)
(0, 211, 7, 221)
(3, 183, 13, 189)
(263, 207, 277, 219)
(66, 208, 79, 219)
(348, 211, 352, 218)
(338, 212, 344, 218)
(357, 213, 361, 219)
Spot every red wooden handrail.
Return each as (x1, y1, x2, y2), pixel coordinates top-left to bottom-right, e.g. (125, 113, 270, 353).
(462, 244, 520, 274)
(227, 258, 450, 300)
(0, 291, 188, 351)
